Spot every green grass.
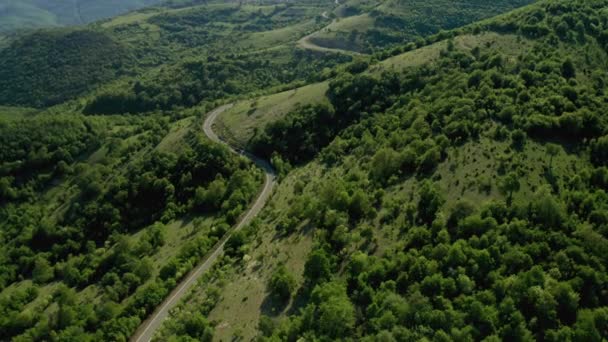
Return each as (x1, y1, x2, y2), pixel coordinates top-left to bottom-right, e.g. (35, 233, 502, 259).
(0, 106, 40, 121)
(156, 116, 196, 152)
(324, 13, 375, 34)
(326, 14, 375, 32)
(101, 10, 159, 28)
(217, 81, 330, 147)
(218, 32, 531, 149)
(235, 19, 320, 51)
(208, 227, 313, 341)
(374, 32, 529, 71)
(300, 0, 535, 53)
(198, 129, 582, 339)
(304, 14, 375, 53)
(160, 162, 325, 341)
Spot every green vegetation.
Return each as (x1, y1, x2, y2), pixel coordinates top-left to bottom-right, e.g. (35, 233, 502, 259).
(157, 0, 608, 340)
(0, 112, 262, 340)
(0, 1, 342, 110)
(269, 266, 297, 302)
(0, 29, 133, 107)
(5, 0, 608, 341)
(304, 0, 535, 53)
(84, 49, 347, 115)
(216, 81, 331, 147)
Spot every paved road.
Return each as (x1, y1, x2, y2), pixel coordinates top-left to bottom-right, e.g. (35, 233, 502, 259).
(130, 104, 277, 342)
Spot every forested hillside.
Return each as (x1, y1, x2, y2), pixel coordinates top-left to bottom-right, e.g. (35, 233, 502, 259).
(0, 1, 338, 109)
(157, 0, 608, 340)
(0, 112, 263, 340)
(0, 29, 133, 107)
(5, 0, 608, 341)
(0, 0, 537, 110)
(305, 0, 535, 53)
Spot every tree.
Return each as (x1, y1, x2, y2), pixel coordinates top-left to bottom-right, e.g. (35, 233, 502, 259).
(32, 257, 54, 284)
(268, 266, 296, 301)
(417, 181, 445, 225)
(194, 176, 227, 211)
(310, 282, 356, 338)
(370, 148, 401, 183)
(573, 308, 608, 342)
(304, 249, 332, 285)
(511, 129, 527, 150)
(447, 200, 476, 230)
(531, 186, 565, 228)
(258, 315, 276, 337)
(225, 230, 246, 257)
(551, 282, 579, 325)
(546, 143, 561, 171)
(182, 313, 213, 341)
(499, 172, 520, 206)
(349, 189, 372, 221)
(562, 59, 576, 79)
(590, 136, 608, 166)
(418, 147, 442, 174)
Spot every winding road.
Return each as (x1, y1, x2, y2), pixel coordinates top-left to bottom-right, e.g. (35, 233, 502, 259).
(130, 104, 277, 342)
(297, 14, 364, 55)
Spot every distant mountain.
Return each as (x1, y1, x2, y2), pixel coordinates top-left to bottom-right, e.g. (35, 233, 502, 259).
(0, 0, 164, 32)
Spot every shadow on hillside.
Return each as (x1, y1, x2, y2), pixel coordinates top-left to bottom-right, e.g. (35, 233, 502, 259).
(271, 220, 315, 242)
(260, 284, 311, 318)
(285, 286, 310, 316)
(260, 293, 289, 317)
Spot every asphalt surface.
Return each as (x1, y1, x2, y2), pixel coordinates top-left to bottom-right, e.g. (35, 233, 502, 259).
(130, 104, 277, 342)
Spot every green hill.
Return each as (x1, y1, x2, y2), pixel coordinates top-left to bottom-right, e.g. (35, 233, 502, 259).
(0, 0, 164, 32)
(2, 0, 608, 341)
(0, 29, 133, 107)
(0, 1, 336, 109)
(0, 0, 537, 110)
(303, 0, 535, 53)
(156, 0, 608, 340)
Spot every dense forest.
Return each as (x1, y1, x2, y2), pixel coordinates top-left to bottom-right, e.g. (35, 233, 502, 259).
(0, 29, 133, 107)
(2, 0, 608, 340)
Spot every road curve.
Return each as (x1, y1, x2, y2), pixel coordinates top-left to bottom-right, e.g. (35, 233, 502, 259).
(130, 104, 277, 342)
(296, 22, 364, 56)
